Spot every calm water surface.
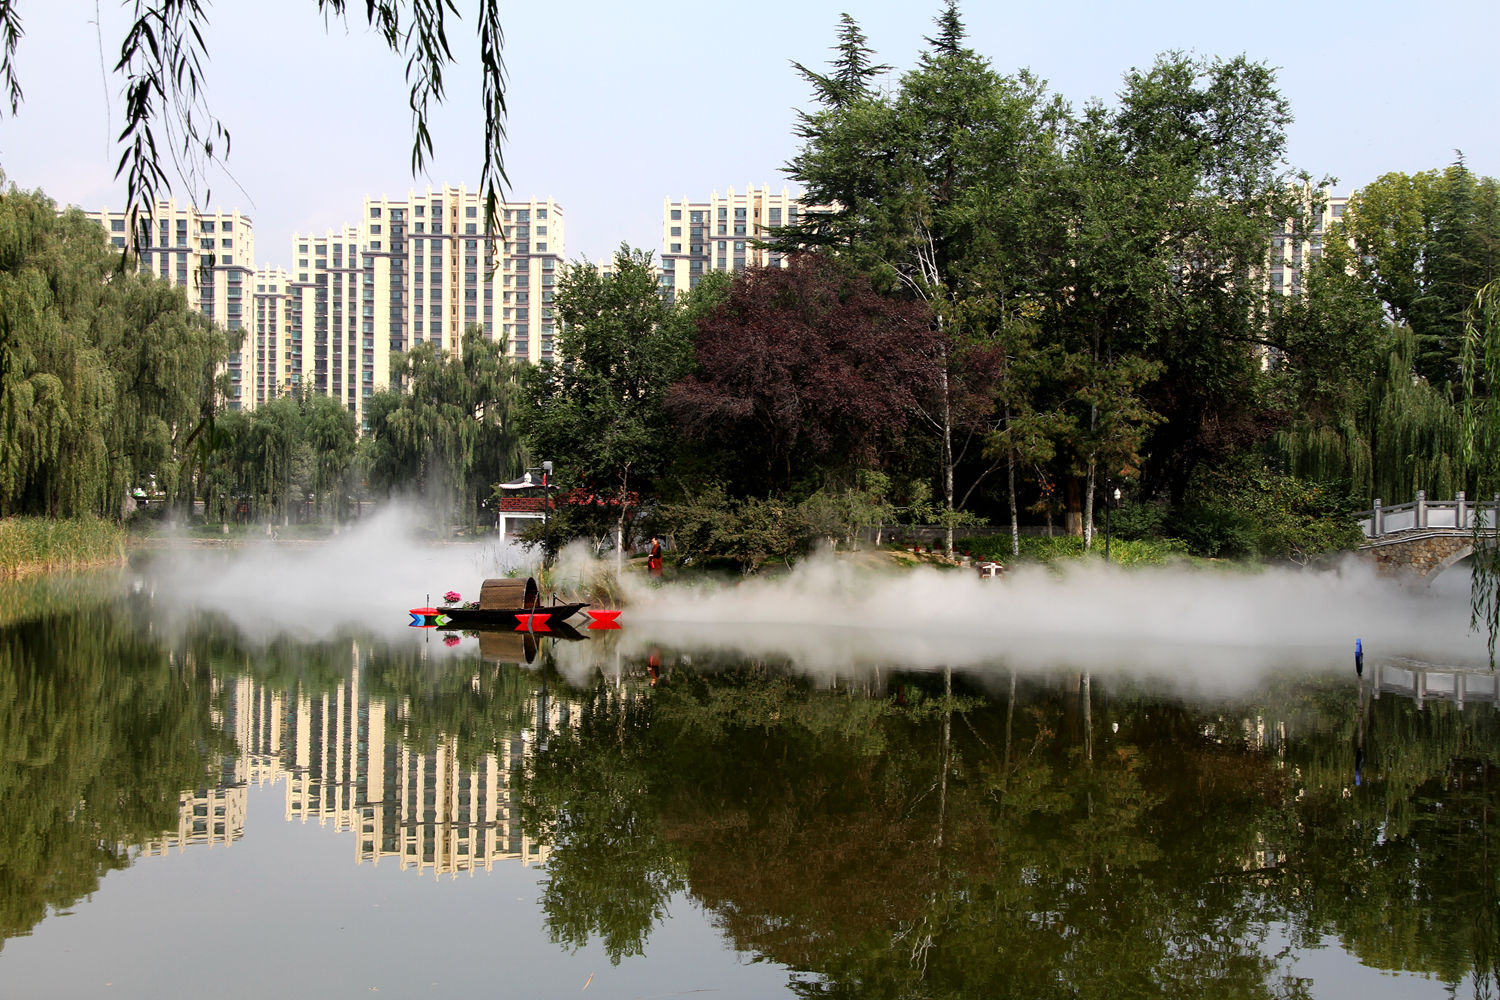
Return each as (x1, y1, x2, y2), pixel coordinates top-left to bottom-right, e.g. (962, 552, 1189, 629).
(1, 559, 1497, 999)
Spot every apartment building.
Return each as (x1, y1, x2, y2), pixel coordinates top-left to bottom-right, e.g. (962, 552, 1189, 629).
(87, 199, 259, 410)
(290, 187, 565, 428)
(660, 184, 803, 297)
(90, 188, 564, 429)
(249, 266, 295, 408)
(284, 224, 380, 422)
(357, 186, 563, 359)
(1267, 190, 1351, 297)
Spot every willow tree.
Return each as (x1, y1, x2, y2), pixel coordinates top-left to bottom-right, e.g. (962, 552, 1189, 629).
(0, 1, 511, 242)
(0, 184, 227, 519)
(365, 328, 520, 529)
(1463, 280, 1500, 661)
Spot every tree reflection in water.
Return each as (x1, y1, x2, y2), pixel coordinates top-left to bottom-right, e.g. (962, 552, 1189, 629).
(519, 653, 1500, 999)
(2, 594, 1497, 997)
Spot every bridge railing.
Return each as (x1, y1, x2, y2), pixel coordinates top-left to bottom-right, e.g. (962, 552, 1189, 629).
(1358, 491, 1500, 538)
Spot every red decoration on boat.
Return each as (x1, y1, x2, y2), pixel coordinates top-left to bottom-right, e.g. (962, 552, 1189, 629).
(515, 612, 551, 632)
(586, 610, 622, 629)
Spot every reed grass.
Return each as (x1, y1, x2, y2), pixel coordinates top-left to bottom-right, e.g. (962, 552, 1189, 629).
(0, 517, 127, 578)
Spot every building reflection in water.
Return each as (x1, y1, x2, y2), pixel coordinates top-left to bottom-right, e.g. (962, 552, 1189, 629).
(140, 640, 574, 878)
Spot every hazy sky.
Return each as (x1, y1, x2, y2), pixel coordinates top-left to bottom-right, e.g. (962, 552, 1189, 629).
(2, 1, 1496, 268)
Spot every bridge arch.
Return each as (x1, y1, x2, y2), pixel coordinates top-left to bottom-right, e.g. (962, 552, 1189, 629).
(1431, 544, 1475, 579)
(1356, 492, 1499, 577)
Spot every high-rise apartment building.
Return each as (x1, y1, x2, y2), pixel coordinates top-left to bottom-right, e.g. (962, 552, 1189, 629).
(89, 187, 564, 430)
(87, 199, 258, 410)
(290, 187, 565, 428)
(285, 224, 381, 422)
(660, 184, 803, 297)
(250, 266, 295, 407)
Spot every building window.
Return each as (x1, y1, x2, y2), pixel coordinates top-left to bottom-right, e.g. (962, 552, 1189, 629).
(537, 208, 547, 219)
(670, 209, 682, 221)
(536, 243, 546, 252)
(670, 243, 681, 253)
(670, 226, 681, 237)
(371, 207, 382, 218)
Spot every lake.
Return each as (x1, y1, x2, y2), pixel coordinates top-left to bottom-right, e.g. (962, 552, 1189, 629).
(2, 527, 1498, 999)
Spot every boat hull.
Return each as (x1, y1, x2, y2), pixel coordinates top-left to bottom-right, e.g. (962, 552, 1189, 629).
(409, 603, 589, 628)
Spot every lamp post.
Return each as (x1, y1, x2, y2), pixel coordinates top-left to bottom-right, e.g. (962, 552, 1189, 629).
(1104, 486, 1121, 560)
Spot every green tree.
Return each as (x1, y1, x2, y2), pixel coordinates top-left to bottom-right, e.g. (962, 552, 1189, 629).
(1052, 53, 1308, 515)
(518, 247, 700, 564)
(302, 392, 358, 520)
(365, 327, 520, 529)
(1463, 279, 1500, 660)
(0, 184, 230, 519)
(1328, 162, 1500, 386)
(779, 5, 1070, 556)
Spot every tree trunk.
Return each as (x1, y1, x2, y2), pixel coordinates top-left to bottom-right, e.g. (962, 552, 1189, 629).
(1065, 476, 1083, 536)
(940, 358, 955, 560)
(1084, 459, 1096, 551)
(1005, 401, 1020, 558)
(1083, 397, 1098, 550)
(1007, 451, 1020, 557)
(615, 466, 630, 573)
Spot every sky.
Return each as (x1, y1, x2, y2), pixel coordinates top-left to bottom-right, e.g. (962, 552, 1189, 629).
(2, 0, 1497, 270)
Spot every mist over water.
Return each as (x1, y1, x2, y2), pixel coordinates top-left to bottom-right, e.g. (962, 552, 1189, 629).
(144, 506, 1491, 692)
(145, 502, 538, 643)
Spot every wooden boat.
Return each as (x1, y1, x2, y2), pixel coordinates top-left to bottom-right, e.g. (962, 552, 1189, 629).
(409, 577, 588, 629)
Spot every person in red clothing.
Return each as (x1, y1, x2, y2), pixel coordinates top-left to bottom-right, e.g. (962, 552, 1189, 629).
(647, 536, 663, 577)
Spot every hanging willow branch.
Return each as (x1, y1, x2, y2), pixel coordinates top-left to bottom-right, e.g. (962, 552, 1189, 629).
(0, 2, 509, 250)
(1461, 279, 1500, 666)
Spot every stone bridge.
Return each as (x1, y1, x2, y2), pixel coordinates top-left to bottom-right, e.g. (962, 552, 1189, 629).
(1355, 492, 1499, 577)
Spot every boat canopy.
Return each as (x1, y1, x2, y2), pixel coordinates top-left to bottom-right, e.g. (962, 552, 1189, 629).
(480, 577, 539, 611)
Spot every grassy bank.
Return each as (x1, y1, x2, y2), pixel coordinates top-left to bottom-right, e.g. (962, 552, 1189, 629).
(962, 533, 1195, 567)
(0, 517, 127, 578)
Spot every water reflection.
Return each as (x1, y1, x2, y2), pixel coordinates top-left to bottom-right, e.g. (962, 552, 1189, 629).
(1, 578, 1498, 999)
